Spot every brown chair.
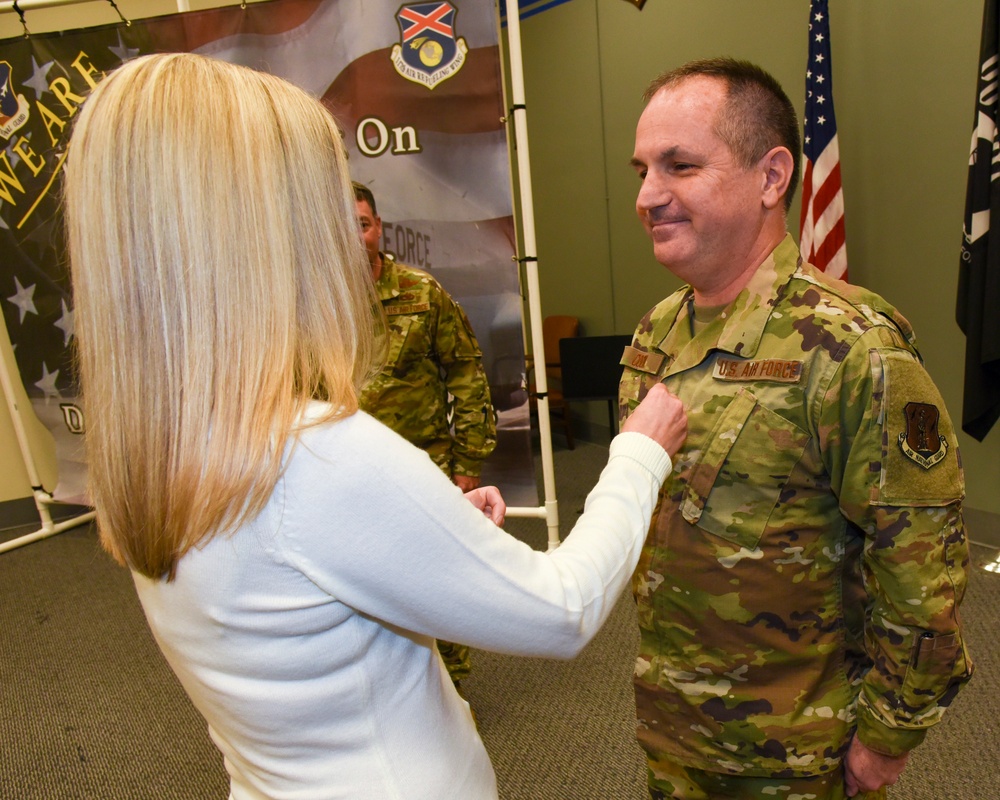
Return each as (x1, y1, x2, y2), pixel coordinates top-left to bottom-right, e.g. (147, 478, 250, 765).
(528, 315, 579, 449)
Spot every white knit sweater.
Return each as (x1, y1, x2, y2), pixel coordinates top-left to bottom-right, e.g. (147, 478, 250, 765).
(133, 406, 671, 800)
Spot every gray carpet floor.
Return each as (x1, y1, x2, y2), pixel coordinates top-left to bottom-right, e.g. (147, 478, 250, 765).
(1, 439, 998, 799)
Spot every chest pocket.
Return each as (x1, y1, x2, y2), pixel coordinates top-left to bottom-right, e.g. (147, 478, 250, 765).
(385, 313, 430, 371)
(681, 388, 809, 551)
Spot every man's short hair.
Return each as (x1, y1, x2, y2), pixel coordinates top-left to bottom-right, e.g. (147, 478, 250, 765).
(353, 181, 378, 217)
(643, 58, 801, 211)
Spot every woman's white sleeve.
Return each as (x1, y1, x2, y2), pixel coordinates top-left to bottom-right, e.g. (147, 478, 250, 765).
(284, 420, 671, 659)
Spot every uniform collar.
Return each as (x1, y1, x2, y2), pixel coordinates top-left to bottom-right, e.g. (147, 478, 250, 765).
(650, 234, 800, 368)
(713, 233, 800, 358)
(374, 252, 401, 301)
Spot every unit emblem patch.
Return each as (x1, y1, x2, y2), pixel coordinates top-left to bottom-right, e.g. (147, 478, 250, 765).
(898, 401, 948, 469)
(391, 2, 468, 90)
(0, 60, 30, 140)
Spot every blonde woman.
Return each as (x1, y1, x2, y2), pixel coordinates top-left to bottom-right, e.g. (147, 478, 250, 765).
(65, 53, 686, 800)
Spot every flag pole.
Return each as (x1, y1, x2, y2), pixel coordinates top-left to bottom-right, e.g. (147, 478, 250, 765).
(0, 0, 84, 10)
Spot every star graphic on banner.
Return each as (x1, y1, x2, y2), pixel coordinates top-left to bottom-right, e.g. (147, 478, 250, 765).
(7, 277, 38, 323)
(815, 33, 825, 44)
(23, 55, 55, 100)
(816, 74, 825, 84)
(54, 299, 74, 345)
(22, 217, 59, 263)
(109, 31, 141, 62)
(815, 53, 825, 64)
(817, 115, 827, 125)
(35, 362, 61, 399)
(3, 138, 21, 169)
(817, 95, 826, 104)
(814, 12, 824, 22)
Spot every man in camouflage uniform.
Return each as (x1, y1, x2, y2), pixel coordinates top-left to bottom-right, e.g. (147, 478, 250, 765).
(620, 59, 973, 799)
(354, 183, 497, 688)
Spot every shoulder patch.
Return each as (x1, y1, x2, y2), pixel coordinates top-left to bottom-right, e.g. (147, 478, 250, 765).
(898, 402, 948, 469)
(869, 348, 963, 506)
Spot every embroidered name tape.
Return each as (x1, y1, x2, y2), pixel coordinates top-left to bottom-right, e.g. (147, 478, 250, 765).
(385, 302, 431, 315)
(620, 345, 665, 374)
(713, 357, 803, 383)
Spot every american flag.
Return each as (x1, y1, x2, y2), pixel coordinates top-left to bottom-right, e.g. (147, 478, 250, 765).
(799, 0, 848, 280)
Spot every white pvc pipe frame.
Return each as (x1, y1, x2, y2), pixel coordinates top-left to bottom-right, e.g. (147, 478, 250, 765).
(499, 2, 561, 550)
(0, 321, 95, 554)
(0, 0, 130, 12)
(0, 0, 562, 552)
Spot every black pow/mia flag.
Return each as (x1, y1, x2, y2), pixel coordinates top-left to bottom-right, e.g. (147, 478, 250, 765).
(959, 0, 1000, 441)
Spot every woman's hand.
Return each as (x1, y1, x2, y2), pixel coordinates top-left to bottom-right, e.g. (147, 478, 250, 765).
(621, 383, 687, 457)
(464, 485, 506, 527)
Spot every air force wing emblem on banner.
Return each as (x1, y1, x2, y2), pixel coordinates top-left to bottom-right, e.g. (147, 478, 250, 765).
(391, 2, 468, 89)
(0, 61, 31, 140)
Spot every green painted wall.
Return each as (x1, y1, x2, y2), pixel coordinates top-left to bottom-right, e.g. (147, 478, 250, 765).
(2, 0, 997, 515)
(515, 0, 998, 514)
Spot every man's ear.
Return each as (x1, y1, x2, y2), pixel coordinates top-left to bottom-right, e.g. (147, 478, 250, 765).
(760, 146, 794, 211)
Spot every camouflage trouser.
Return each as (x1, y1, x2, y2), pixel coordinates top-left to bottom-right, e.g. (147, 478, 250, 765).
(647, 756, 888, 800)
(436, 639, 471, 684)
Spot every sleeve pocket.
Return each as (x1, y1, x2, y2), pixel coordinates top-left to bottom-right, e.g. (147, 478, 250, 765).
(886, 632, 969, 724)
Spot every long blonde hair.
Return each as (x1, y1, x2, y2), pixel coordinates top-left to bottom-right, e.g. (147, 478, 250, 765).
(64, 53, 380, 580)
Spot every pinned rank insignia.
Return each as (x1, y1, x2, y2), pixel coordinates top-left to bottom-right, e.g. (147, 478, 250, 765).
(0, 61, 30, 140)
(391, 2, 468, 90)
(899, 402, 948, 469)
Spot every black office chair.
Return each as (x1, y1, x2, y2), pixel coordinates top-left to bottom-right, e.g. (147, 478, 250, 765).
(558, 334, 634, 440)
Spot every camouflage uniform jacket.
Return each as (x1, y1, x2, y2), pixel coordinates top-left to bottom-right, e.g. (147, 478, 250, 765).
(360, 254, 496, 477)
(619, 235, 972, 777)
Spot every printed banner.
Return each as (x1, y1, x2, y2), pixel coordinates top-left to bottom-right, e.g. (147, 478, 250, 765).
(0, 0, 536, 505)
